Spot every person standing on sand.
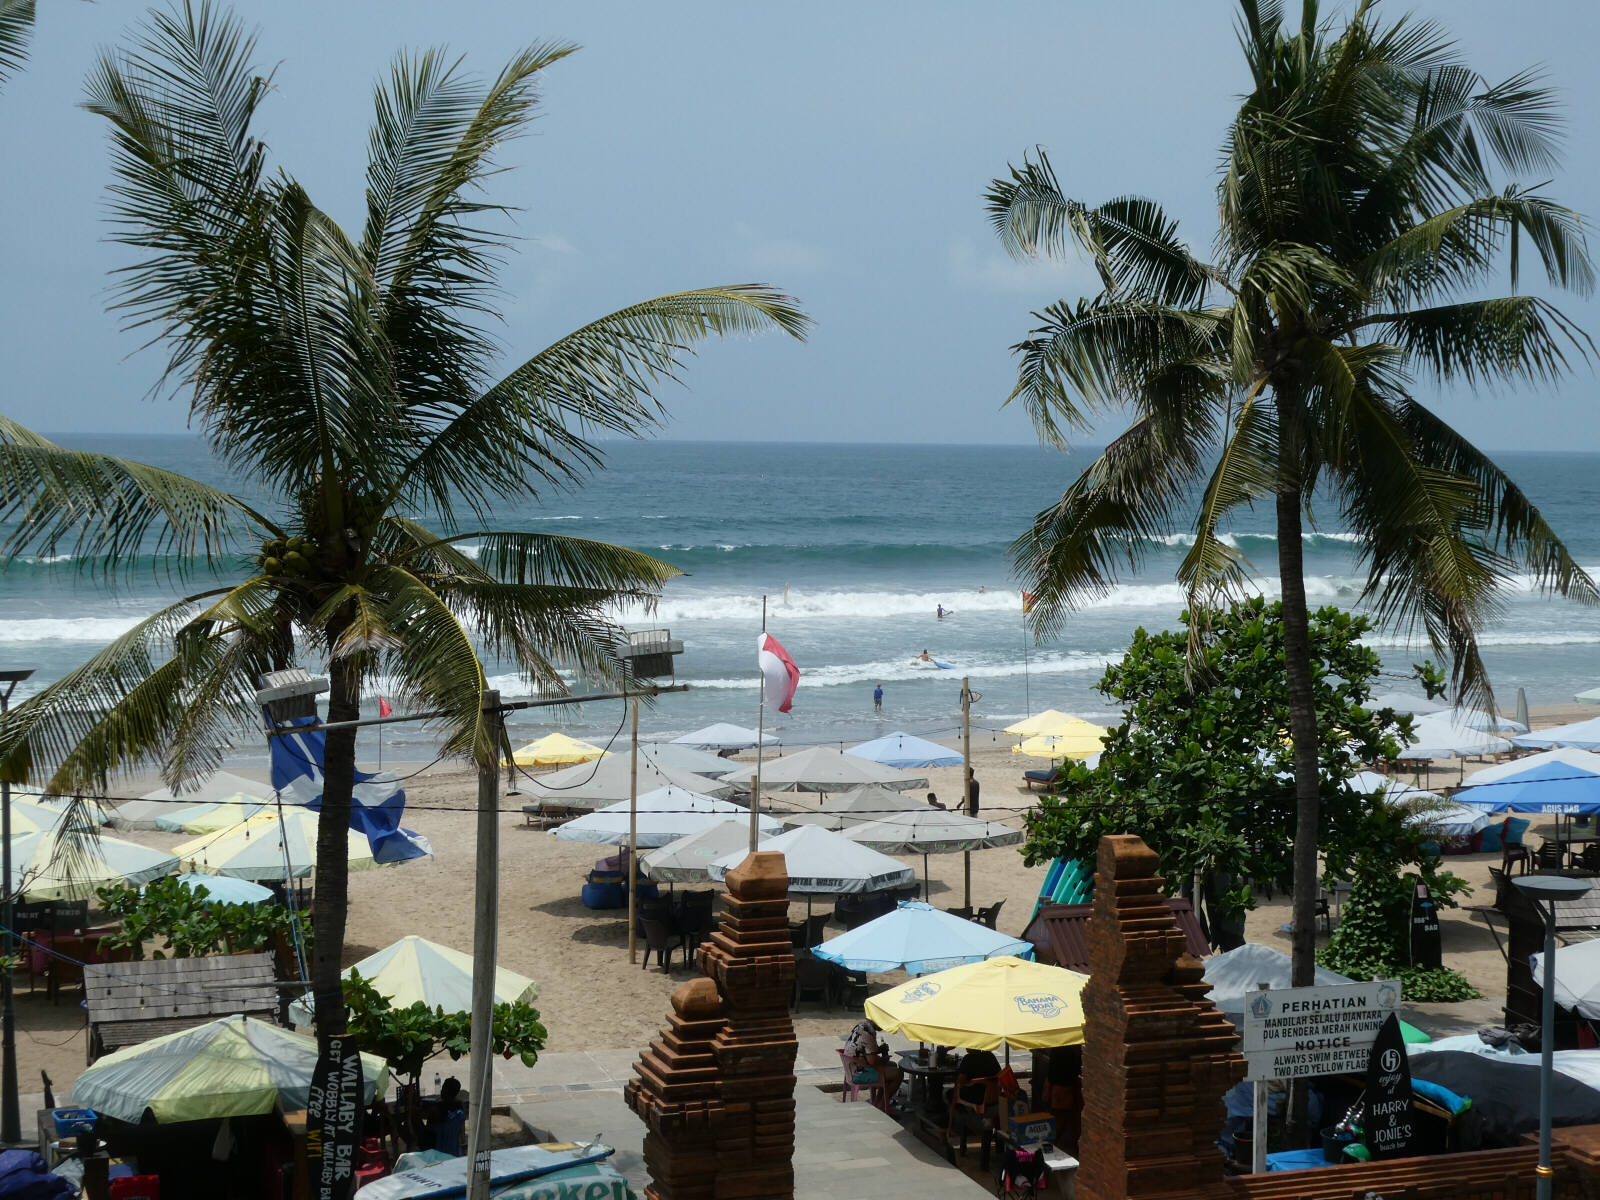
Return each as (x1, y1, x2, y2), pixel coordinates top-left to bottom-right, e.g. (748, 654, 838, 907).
(966, 768, 980, 818)
(873, 683, 883, 713)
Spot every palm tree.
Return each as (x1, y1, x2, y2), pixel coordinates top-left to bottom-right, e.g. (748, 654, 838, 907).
(987, 0, 1594, 988)
(0, 0, 35, 91)
(0, 1, 807, 1040)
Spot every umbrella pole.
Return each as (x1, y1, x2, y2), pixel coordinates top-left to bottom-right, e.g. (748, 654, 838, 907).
(962, 676, 974, 910)
(923, 853, 930, 902)
(628, 699, 640, 966)
(751, 596, 767, 854)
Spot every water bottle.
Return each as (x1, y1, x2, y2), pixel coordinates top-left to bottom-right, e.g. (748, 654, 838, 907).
(434, 1072, 442, 1097)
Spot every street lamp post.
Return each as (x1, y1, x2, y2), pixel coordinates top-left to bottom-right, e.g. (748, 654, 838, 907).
(1514, 873, 1591, 1200)
(0, 666, 35, 1147)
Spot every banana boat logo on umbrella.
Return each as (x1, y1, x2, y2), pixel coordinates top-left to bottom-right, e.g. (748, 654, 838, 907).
(1014, 993, 1067, 1018)
(900, 980, 942, 1005)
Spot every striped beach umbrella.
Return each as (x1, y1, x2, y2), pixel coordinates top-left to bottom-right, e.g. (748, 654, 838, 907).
(288, 935, 537, 1026)
(6, 829, 177, 901)
(174, 809, 377, 881)
(154, 793, 273, 834)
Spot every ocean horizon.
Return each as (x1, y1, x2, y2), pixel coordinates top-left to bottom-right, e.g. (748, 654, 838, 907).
(6, 435, 1600, 773)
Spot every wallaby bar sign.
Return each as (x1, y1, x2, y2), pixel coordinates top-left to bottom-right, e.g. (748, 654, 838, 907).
(1410, 883, 1442, 970)
(1363, 1014, 1416, 1160)
(307, 1036, 364, 1200)
(1242, 979, 1402, 1081)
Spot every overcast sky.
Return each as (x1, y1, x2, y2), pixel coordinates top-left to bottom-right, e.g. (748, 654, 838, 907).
(3, 0, 1596, 448)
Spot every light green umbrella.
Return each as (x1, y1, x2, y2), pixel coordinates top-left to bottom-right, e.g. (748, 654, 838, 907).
(154, 792, 272, 834)
(6, 829, 177, 901)
(287, 935, 538, 1026)
(72, 1014, 389, 1124)
(174, 809, 376, 881)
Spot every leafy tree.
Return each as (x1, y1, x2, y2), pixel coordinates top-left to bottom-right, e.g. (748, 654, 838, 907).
(988, 0, 1593, 989)
(95, 877, 311, 963)
(1022, 599, 1460, 938)
(0, 1, 807, 1043)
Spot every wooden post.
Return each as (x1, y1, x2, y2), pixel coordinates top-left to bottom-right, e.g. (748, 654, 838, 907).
(628, 698, 640, 964)
(1252, 983, 1269, 1174)
(465, 690, 502, 1200)
(962, 676, 973, 910)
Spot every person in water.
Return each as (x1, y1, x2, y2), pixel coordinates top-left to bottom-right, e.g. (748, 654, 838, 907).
(873, 683, 883, 712)
(936, 604, 946, 619)
(918, 650, 932, 662)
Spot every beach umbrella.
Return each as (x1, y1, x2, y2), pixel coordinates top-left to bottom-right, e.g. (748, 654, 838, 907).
(845, 809, 1022, 899)
(1514, 714, 1600, 752)
(641, 819, 752, 883)
(1516, 687, 1531, 733)
(1531, 938, 1600, 1020)
(639, 743, 743, 778)
(846, 731, 963, 769)
(1369, 691, 1448, 717)
(174, 809, 378, 880)
(1003, 710, 1102, 739)
(516, 754, 734, 810)
(1577, 687, 1600, 707)
(670, 723, 776, 751)
(1402, 711, 1513, 759)
(778, 785, 928, 831)
(173, 873, 274, 904)
(1346, 770, 1441, 804)
(865, 956, 1088, 1051)
(503, 732, 610, 768)
(154, 793, 272, 834)
(1203, 944, 1356, 1016)
(1404, 802, 1495, 837)
(551, 785, 780, 848)
(720, 746, 926, 793)
(707, 824, 914, 894)
(1456, 748, 1600, 815)
(1012, 732, 1106, 760)
(6, 829, 178, 901)
(288, 934, 537, 1026)
(110, 771, 268, 830)
(2, 799, 78, 836)
(73, 1014, 388, 1124)
(813, 900, 1030, 975)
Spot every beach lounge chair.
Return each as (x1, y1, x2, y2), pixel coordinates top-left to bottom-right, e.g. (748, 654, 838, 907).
(1023, 769, 1056, 792)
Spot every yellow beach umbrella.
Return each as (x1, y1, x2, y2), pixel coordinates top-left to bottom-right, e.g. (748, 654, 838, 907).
(864, 955, 1088, 1051)
(503, 732, 611, 768)
(1004, 711, 1107, 759)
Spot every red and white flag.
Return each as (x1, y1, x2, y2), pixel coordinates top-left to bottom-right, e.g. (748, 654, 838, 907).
(377, 696, 393, 718)
(757, 633, 800, 713)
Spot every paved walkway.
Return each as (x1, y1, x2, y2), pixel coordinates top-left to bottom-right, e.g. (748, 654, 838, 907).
(513, 1081, 992, 1199)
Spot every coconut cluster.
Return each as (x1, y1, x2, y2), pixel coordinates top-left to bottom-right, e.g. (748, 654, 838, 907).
(258, 535, 318, 578)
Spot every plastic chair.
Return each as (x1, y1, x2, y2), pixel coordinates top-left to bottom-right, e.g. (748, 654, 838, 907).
(640, 918, 684, 973)
(977, 899, 1006, 930)
(678, 890, 716, 952)
(791, 950, 832, 1009)
(947, 1074, 1002, 1154)
(836, 1049, 890, 1110)
(995, 1142, 1048, 1196)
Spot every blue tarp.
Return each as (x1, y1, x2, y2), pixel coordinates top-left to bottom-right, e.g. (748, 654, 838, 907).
(269, 716, 431, 864)
(1456, 757, 1600, 815)
(846, 731, 963, 769)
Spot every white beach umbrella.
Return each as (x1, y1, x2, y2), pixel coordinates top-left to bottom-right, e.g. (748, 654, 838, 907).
(1465, 747, 1600, 785)
(845, 809, 1022, 856)
(154, 793, 274, 834)
(173, 809, 377, 881)
(1345, 770, 1440, 804)
(641, 819, 752, 883)
(778, 785, 928, 831)
(720, 745, 926, 793)
(1402, 711, 1513, 759)
(1577, 687, 1600, 707)
(551, 785, 779, 848)
(1531, 938, 1600, 1020)
(110, 771, 269, 830)
(707, 824, 915, 894)
(516, 754, 734, 810)
(638, 742, 742, 778)
(670, 723, 777, 751)
(288, 935, 537, 1027)
(6, 830, 178, 901)
(1203, 943, 1354, 1017)
(1514, 714, 1600, 751)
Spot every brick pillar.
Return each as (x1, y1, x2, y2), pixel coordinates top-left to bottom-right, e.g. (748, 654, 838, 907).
(1076, 835, 1246, 1200)
(625, 851, 798, 1200)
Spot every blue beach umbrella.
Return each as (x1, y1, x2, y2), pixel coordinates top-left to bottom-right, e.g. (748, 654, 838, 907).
(847, 731, 964, 769)
(811, 900, 1031, 975)
(1456, 748, 1600, 814)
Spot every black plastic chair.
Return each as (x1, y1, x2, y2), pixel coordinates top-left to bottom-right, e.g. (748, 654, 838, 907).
(791, 950, 832, 1009)
(831, 964, 869, 1010)
(640, 918, 684, 973)
(678, 890, 716, 952)
(976, 899, 1006, 930)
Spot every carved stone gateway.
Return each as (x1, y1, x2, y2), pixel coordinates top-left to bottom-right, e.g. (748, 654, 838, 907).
(625, 850, 798, 1200)
(1077, 834, 1247, 1200)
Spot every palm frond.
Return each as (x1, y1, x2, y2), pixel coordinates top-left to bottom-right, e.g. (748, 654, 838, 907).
(392, 286, 810, 522)
(415, 531, 680, 592)
(0, 0, 33, 91)
(1177, 386, 1279, 605)
(1370, 295, 1592, 388)
(0, 417, 276, 571)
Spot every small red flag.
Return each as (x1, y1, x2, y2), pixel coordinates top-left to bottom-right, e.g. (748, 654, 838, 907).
(1022, 591, 1036, 614)
(378, 696, 393, 718)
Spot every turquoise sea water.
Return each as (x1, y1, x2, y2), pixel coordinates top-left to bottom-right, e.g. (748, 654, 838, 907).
(5, 436, 1600, 769)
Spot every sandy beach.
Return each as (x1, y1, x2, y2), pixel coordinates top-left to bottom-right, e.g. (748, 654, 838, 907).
(8, 704, 1589, 1101)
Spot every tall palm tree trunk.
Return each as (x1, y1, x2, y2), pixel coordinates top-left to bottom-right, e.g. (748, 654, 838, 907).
(1276, 485, 1321, 989)
(311, 651, 360, 1039)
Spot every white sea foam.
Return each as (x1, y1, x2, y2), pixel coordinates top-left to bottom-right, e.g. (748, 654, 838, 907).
(0, 616, 149, 642)
(685, 651, 1112, 692)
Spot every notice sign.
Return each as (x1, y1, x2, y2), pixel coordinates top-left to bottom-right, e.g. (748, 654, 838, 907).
(1242, 979, 1402, 1081)
(307, 1035, 364, 1200)
(1363, 1014, 1416, 1160)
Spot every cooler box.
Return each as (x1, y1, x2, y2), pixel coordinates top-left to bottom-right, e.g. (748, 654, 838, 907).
(1007, 1111, 1055, 1145)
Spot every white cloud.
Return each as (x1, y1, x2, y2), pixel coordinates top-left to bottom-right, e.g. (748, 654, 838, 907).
(535, 233, 579, 255)
(729, 222, 826, 275)
(944, 235, 1099, 295)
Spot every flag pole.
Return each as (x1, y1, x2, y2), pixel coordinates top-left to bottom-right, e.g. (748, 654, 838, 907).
(751, 596, 767, 853)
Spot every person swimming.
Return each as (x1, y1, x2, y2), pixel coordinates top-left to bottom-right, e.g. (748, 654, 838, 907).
(918, 649, 932, 662)
(936, 604, 947, 619)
